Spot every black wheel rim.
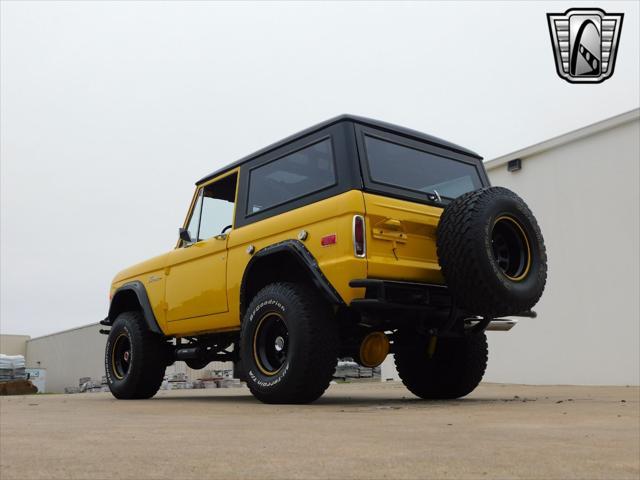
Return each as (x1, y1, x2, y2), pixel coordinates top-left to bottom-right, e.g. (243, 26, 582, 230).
(112, 333, 131, 380)
(253, 313, 289, 376)
(491, 216, 531, 281)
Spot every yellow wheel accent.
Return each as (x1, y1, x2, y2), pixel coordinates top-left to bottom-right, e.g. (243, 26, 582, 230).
(491, 215, 532, 282)
(359, 332, 390, 368)
(252, 312, 288, 376)
(111, 333, 131, 380)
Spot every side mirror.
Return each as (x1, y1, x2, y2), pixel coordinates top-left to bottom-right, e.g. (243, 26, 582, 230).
(179, 228, 192, 244)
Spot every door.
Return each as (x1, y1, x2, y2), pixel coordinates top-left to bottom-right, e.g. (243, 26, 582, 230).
(165, 171, 238, 322)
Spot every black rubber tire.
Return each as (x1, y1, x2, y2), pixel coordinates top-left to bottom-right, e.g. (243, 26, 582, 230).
(436, 186, 547, 317)
(185, 359, 210, 370)
(240, 282, 338, 404)
(105, 311, 167, 399)
(395, 332, 488, 399)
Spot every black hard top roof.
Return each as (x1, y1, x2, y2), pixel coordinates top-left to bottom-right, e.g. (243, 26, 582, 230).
(196, 114, 482, 185)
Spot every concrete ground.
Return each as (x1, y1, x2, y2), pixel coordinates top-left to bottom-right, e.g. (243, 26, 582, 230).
(0, 382, 638, 480)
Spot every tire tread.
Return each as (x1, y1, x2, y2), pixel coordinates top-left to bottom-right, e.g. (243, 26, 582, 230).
(436, 186, 547, 316)
(243, 282, 338, 404)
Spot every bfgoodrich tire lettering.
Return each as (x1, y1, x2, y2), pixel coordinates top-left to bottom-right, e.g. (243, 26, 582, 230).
(105, 311, 167, 399)
(436, 186, 547, 317)
(240, 282, 338, 404)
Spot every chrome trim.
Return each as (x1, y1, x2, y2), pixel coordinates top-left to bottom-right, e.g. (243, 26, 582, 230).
(352, 215, 366, 258)
(465, 319, 518, 331)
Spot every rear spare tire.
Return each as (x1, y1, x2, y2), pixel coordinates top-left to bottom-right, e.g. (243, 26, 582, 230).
(436, 186, 547, 317)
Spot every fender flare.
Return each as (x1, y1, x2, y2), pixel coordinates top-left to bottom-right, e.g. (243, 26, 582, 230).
(240, 240, 344, 316)
(105, 281, 163, 334)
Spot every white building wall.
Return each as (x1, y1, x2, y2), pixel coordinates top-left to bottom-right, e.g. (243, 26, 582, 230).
(0, 334, 31, 356)
(383, 112, 640, 386)
(484, 114, 639, 385)
(26, 324, 106, 393)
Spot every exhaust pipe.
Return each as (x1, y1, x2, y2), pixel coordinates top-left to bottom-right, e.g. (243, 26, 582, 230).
(465, 319, 518, 331)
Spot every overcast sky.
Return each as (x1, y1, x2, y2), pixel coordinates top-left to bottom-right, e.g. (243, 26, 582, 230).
(1, 1, 639, 337)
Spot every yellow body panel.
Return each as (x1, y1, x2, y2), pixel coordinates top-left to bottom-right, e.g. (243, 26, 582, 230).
(362, 192, 445, 284)
(163, 238, 228, 321)
(225, 189, 369, 331)
(110, 185, 446, 337)
(111, 252, 169, 328)
(112, 190, 369, 337)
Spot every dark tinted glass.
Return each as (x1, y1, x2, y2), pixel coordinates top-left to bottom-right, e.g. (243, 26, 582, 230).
(247, 139, 336, 215)
(365, 136, 482, 199)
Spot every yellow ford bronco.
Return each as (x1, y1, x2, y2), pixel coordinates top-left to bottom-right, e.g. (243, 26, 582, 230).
(101, 115, 547, 404)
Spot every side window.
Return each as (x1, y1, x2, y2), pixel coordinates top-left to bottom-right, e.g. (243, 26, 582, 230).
(184, 172, 237, 244)
(246, 138, 336, 215)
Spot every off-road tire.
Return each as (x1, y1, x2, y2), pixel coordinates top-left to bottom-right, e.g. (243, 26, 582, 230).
(437, 186, 547, 317)
(105, 311, 167, 399)
(240, 282, 338, 404)
(395, 332, 488, 399)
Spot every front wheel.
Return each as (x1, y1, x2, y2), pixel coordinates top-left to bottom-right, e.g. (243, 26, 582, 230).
(105, 311, 168, 399)
(394, 332, 488, 399)
(240, 282, 338, 404)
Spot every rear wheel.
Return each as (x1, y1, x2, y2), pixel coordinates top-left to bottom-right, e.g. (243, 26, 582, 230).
(105, 311, 168, 399)
(240, 282, 338, 404)
(395, 332, 488, 399)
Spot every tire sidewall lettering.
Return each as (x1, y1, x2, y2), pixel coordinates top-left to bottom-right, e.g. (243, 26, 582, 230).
(244, 297, 290, 390)
(248, 362, 290, 387)
(248, 299, 286, 324)
(105, 323, 132, 386)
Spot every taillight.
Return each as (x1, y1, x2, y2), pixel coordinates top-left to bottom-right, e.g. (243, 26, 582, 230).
(353, 215, 366, 257)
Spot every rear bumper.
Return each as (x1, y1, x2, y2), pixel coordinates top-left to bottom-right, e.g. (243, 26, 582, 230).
(348, 278, 451, 311)
(348, 278, 531, 331)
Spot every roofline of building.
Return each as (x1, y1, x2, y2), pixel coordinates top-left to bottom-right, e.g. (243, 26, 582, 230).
(27, 322, 100, 342)
(484, 108, 640, 170)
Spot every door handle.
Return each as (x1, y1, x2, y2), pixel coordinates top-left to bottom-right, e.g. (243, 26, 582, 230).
(380, 219, 402, 229)
(373, 218, 407, 243)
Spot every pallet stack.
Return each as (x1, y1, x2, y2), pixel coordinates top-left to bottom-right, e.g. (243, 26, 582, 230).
(334, 359, 382, 381)
(0, 354, 26, 382)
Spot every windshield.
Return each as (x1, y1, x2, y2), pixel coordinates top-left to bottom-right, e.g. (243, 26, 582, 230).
(364, 135, 483, 201)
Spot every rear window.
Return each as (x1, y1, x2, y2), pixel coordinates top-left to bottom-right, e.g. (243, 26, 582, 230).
(364, 135, 482, 200)
(247, 138, 336, 215)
